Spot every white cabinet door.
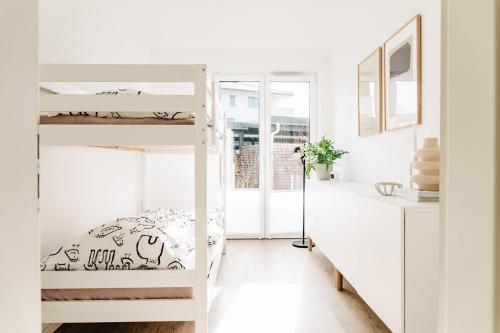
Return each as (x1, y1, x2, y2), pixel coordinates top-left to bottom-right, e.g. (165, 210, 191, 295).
(405, 212, 439, 333)
(306, 180, 439, 333)
(349, 193, 403, 333)
(306, 181, 403, 333)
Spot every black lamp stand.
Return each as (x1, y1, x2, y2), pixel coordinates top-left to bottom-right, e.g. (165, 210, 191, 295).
(292, 147, 313, 249)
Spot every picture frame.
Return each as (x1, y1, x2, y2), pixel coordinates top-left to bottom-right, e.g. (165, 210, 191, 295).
(383, 15, 422, 131)
(358, 47, 383, 137)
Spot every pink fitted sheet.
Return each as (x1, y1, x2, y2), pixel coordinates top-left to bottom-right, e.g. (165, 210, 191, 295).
(42, 287, 191, 301)
(40, 115, 195, 125)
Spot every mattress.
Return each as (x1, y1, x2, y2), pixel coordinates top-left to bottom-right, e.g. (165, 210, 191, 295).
(40, 115, 195, 125)
(41, 208, 224, 301)
(42, 239, 223, 301)
(40, 88, 196, 124)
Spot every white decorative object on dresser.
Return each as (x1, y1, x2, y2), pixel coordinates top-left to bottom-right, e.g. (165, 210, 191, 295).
(306, 179, 438, 333)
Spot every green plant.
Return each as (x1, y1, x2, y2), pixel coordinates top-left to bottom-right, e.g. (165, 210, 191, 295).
(299, 136, 348, 176)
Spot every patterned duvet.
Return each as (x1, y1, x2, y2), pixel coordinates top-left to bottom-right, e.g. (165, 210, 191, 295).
(41, 209, 224, 272)
(44, 88, 194, 121)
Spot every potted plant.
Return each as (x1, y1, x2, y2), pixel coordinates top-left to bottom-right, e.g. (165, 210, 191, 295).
(300, 136, 348, 180)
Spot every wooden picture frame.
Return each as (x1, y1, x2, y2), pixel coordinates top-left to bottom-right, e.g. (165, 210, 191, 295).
(383, 15, 422, 131)
(357, 47, 383, 137)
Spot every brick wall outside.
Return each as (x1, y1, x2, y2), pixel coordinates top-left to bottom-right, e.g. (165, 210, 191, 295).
(234, 143, 304, 190)
(272, 143, 303, 191)
(234, 144, 259, 188)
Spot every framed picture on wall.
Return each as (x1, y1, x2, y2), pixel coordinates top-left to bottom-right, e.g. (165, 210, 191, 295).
(384, 15, 422, 131)
(358, 47, 383, 136)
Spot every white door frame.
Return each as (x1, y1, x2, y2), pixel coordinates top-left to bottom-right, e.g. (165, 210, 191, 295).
(215, 75, 266, 239)
(215, 74, 316, 239)
(264, 75, 316, 238)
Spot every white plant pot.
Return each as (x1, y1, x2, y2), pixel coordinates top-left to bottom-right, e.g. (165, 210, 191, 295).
(316, 164, 332, 180)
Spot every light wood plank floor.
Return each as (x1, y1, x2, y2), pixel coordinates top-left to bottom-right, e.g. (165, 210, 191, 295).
(55, 239, 390, 333)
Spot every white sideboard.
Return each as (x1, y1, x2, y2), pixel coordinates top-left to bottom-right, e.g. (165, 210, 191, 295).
(305, 180, 439, 333)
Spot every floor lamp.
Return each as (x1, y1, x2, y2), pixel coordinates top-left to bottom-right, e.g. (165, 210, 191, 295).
(292, 146, 313, 249)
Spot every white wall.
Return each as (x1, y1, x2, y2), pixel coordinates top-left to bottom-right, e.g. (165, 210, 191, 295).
(329, 1, 441, 185)
(496, 3, 500, 329)
(39, 147, 140, 257)
(145, 153, 221, 209)
(39, 1, 151, 64)
(0, 1, 40, 332)
(440, 1, 498, 332)
(39, 0, 338, 61)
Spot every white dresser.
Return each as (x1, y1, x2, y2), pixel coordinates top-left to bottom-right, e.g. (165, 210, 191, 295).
(305, 180, 439, 333)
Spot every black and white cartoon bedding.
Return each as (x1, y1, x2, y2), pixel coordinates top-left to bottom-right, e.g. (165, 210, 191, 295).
(41, 209, 224, 272)
(47, 88, 195, 120)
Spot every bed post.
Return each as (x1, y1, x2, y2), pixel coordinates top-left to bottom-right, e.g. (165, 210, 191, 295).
(194, 65, 208, 333)
(138, 151, 146, 214)
(222, 122, 227, 255)
(213, 79, 227, 255)
(211, 80, 217, 146)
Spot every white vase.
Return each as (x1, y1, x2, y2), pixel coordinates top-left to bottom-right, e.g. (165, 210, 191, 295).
(316, 164, 332, 180)
(411, 138, 440, 191)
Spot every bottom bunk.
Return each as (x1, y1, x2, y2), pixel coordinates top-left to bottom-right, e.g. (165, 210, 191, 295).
(41, 208, 225, 324)
(42, 241, 222, 301)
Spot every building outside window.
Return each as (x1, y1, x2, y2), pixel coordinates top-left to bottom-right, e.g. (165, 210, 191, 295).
(248, 96, 258, 108)
(220, 80, 310, 237)
(221, 81, 309, 190)
(229, 95, 236, 107)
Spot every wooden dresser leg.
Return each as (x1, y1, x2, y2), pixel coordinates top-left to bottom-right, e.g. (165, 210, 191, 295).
(334, 268, 343, 291)
(307, 237, 313, 251)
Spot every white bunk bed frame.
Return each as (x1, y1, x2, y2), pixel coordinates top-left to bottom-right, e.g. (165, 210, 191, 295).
(38, 64, 224, 333)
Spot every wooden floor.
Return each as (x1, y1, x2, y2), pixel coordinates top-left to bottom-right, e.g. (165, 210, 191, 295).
(55, 239, 390, 333)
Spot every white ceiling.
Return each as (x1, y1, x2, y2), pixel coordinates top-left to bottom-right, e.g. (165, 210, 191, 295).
(40, 0, 338, 59)
(39, 0, 434, 63)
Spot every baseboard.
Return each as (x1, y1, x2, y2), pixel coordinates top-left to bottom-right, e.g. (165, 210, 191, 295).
(42, 323, 62, 333)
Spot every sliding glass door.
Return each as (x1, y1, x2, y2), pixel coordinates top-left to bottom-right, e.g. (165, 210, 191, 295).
(220, 81, 264, 237)
(266, 80, 311, 237)
(219, 77, 313, 238)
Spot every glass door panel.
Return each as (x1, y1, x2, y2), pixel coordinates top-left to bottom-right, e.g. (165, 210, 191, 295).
(267, 81, 310, 237)
(220, 81, 262, 237)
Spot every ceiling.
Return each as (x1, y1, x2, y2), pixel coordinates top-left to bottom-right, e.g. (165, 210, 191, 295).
(39, 0, 433, 63)
(39, 0, 350, 61)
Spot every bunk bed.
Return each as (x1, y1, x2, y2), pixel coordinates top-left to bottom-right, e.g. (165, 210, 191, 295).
(38, 64, 225, 333)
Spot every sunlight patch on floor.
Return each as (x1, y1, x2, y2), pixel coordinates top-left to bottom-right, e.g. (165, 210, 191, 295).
(213, 283, 300, 333)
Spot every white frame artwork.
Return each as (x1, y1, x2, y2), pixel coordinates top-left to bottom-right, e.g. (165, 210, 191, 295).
(383, 15, 422, 131)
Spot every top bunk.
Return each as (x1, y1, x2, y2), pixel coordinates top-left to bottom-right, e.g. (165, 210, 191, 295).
(38, 64, 225, 151)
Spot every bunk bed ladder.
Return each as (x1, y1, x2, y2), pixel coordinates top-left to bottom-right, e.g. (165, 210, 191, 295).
(37, 133, 40, 209)
(194, 65, 208, 333)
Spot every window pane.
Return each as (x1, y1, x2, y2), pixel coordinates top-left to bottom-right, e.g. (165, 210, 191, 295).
(221, 82, 260, 189)
(220, 81, 262, 237)
(270, 82, 310, 191)
(268, 81, 310, 236)
(248, 96, 258, 109)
